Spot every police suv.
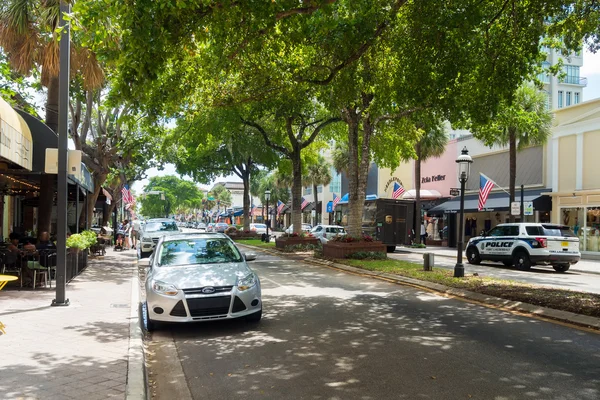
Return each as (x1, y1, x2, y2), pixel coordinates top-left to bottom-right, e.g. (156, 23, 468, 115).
(465, 223, 580, 272)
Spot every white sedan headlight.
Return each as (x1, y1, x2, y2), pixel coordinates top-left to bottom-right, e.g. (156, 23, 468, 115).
(152, 280, 178, 296)
(237, 274, 257, 291)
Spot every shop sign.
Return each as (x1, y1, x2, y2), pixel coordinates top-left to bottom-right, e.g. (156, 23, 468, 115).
(421, 174, 446, 184)
(450, 188, 460, 196)
(524, 201, 534, 216)
(326, 201, 333, 213)
(511, 202, 521, 216)
(384, 177, 404, 192)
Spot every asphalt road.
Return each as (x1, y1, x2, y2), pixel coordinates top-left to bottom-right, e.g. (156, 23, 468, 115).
(146, 250, 600, 400)
(389, 251, 600, 294)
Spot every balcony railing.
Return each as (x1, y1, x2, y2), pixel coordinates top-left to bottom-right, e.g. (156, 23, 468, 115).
(561, 76, 588, 86)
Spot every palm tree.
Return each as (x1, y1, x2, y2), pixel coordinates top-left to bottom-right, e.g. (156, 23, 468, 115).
(332, 141, 349, 175)
(412, 121, 447, 244)
(0, 0, 103, 232)
(304, 156, 332, 226)
(475, 83, 552, 222)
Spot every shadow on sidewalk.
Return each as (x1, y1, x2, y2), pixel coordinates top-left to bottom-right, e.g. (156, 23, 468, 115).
(63, 320, 131, 344)
(0, 352, 128, 399)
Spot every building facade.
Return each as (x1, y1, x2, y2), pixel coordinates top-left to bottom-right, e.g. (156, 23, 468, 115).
(545, 98, 600, 254)
(539, 46, 586, 110)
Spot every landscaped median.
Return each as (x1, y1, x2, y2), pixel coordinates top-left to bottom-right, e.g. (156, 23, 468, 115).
(235, 239, 276, 249)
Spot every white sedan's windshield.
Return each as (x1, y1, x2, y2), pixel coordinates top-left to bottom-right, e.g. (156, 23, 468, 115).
(145, 222, 178, 232)
(158, 238, 243, 266)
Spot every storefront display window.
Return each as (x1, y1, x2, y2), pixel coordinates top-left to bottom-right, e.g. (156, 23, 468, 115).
(561, 207, 598, 252)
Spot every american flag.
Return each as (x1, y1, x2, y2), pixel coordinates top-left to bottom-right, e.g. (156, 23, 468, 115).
(121, 184, 134, 204)
(301, 197, 309, 210)
(478, 173, 497, 211)
(392, 182, 405, 199)
(332, 193, 340, 208)
(277, 200, 285, 216)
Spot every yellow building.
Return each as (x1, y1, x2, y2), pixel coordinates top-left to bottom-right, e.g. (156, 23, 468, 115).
(545, 98, 600, 254)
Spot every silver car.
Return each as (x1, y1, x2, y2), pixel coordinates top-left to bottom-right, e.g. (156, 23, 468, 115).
(143, 233, 262, 331)
(139, 219, 180, 258)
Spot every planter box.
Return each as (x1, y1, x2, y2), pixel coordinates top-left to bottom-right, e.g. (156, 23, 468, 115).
(228, 232, 260, 241)
(322, 241, 386, 259)
(275, 236, 320, 249)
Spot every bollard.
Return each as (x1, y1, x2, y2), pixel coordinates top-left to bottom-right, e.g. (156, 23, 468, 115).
(423, 253, 434, 271)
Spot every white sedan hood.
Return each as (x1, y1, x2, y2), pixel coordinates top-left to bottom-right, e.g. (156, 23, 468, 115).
(151, 262, 251, 289)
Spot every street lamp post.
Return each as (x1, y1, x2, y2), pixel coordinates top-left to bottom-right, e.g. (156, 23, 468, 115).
(454, 147, 473, 278)
(264, 190, 271, 242)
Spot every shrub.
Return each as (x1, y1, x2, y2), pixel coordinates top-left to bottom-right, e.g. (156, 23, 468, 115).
(283, 243, 322, 253)
(346, 251, 387, 260)
(225, 226, 238, 235)
(331, 234, 374, 243)
(411, 243, 426, 248)
(67, 230, 98, 249)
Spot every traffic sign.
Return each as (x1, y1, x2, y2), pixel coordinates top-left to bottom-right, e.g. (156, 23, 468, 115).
(524, 201, 534, 216)
(511, 202, 521, 216)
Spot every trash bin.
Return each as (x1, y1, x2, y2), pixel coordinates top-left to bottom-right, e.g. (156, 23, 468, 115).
(423, 253, 434, 271)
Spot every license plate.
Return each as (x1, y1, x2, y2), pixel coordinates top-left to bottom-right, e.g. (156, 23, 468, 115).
(562, 241, 569, 247)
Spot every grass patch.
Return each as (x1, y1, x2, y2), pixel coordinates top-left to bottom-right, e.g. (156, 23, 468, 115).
(337, 258, 600, 319)
(235, 239, 276, 249)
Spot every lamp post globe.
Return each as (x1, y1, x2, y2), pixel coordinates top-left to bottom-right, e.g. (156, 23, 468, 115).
(264, 190, 271, 241)
(454, 147, 473, 278)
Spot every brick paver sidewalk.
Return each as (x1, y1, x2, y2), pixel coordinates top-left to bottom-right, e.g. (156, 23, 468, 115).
(0, 249, 142, 400)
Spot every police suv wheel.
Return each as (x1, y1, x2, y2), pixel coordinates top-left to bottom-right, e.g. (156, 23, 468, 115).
(553, 263, 570, 273)
(513, 251, 531, 271)
(466, 247, 481, 265)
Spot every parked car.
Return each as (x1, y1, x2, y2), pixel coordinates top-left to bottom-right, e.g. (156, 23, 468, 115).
(249, 223, 268, 234)
(143, 232, 262, 331)
(466, 223, 580, 272)
(311, 225, 346, 243)
(197, 223, 206, 231)
(206, 223, 216, 232)
(285, 224, 312, 234)
(214, 222, 230, 233)
(139, 219, 180, 258)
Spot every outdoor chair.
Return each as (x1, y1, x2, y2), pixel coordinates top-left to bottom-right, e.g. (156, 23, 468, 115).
(22, 252, 49, 290)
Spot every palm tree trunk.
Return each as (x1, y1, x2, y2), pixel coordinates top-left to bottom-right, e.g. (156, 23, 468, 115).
(313, 183, 318, 226)
(291, 149, 302, 234)
(242, 171, 251, 230)
(38, 75, 61, 234)
(415, 158, 422, 244)
(509, 128, 517, 223)
(345, 108, 362, 237)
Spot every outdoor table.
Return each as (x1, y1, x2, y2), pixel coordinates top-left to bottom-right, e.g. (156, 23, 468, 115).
(0, 274, 18, 291)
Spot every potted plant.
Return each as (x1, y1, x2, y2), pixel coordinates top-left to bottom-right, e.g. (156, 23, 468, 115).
(275, 231, 320, 249)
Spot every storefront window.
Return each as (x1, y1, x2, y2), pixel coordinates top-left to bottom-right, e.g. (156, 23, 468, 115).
(562, 207, 587, 252)
(585, 207, 600, 253)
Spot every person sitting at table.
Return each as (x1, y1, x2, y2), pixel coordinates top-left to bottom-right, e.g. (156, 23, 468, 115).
(36, 231, 56, 269)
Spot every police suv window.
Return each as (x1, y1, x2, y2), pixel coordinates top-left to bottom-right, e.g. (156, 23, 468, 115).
(488, 227, 505, 237)
(526, 226, 543, 236)
(506, 226, 519, 236)
(542, 225, 576, 237)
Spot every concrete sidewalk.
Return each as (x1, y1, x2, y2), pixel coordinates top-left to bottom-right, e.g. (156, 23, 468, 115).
(0, 249, 145, 400)
(396, 245, 600, 275)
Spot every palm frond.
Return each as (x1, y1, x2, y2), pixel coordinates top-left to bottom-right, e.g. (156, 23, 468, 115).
(40, 38, 59, 78)
(77, 47, 104, 90)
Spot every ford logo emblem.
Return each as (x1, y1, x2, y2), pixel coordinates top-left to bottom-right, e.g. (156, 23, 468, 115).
(201, 287, 216, 294)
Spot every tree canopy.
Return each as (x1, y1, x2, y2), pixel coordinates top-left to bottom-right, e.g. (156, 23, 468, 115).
(140, 176, 203, 219)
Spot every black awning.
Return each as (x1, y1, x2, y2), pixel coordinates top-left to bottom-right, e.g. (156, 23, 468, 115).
(14, 108, 57, 173)
(428, 188, 552, 215)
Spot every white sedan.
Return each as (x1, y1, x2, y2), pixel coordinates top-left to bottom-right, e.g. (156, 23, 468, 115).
(285, 224, 312, 234)
(311, 225, 347, 243)
(249, 223, 268, 234)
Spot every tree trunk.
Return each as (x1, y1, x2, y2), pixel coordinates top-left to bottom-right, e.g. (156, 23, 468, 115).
(242, 171, 251, 230)
(38, 75, 61, 234)
(313, 182, 318, 226)
(415, 158, 422, 244)
(291, 148, 303, 234)
(79, 172, 107, 228)
(509, 128, 517, 223)
(345, 108, 362, 237)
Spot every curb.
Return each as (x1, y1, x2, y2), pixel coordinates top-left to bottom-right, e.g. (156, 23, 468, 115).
(126, 261, 148, 400)
(240, 244, 600, 331)
(395, 248, 600, 276)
